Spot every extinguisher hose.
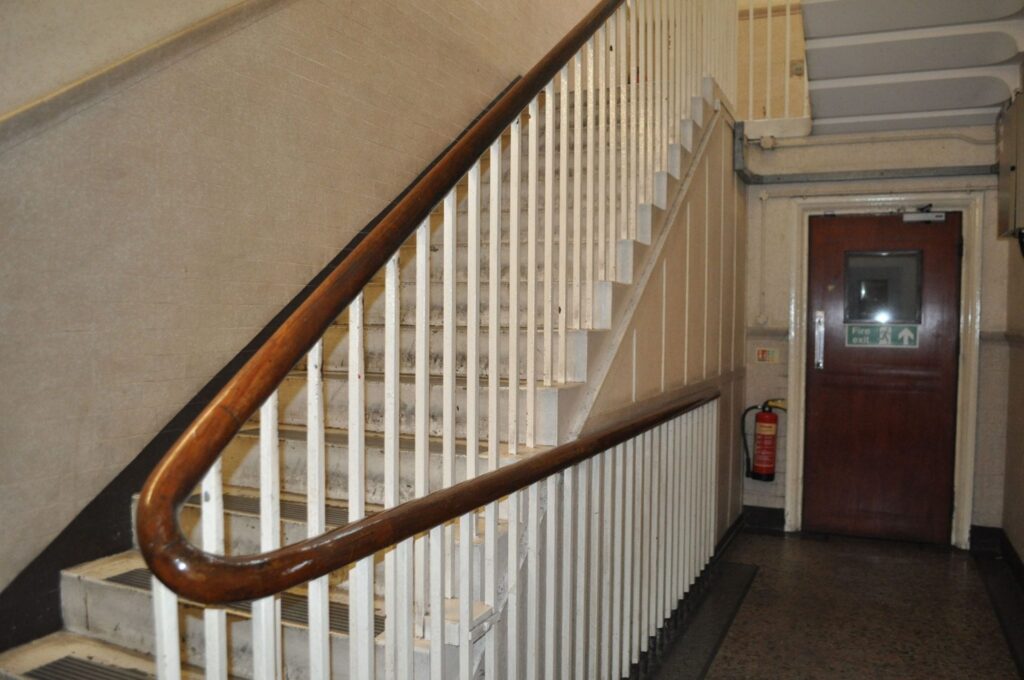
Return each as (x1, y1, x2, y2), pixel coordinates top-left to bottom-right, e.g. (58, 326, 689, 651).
(740, 405, 760, 477)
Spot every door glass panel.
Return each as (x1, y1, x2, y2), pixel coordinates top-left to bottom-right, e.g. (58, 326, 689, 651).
(844, 251, 922, 324)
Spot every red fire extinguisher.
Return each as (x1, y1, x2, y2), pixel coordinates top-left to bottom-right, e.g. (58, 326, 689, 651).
(742, 400, 786, 482)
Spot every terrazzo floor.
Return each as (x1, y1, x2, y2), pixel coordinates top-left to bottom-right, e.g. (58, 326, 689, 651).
(703, 532, 1020, 679)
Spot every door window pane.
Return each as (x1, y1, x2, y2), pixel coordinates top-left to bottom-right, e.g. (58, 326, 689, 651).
(844, 251, 922, 324)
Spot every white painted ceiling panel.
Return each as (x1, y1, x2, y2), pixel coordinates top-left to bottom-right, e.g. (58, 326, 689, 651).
(800, 0, 1024, 134)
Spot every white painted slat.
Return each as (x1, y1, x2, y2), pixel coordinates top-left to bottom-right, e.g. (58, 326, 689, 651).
(572, 51, 583, 330)
(687, 410, 698, 590)
(443, 188, 457, 599)
(617, 6, 628, 245)
(610, 443, 625, 679)
(654, 0, 662, 173)
(152, 576, 181, 680)
(558, 65, 570, 382)
(544, 471, 561, 678)
(526, 481, 541, 680)
(200, 461, 226, 680)
(766, 0, 774, 119)
(648, 428, 660, 639)
(562, 465, 576, 677)
(637, 0, 647, 208)
(588, 453, 602, 680)
(415, 219, 430, 637)
(254, 390, 280, 680)
(597, 24, 607, 283)
(600, 449, 614, 679)
(609, 11, 620, 280)
(629, 1, 639, 240)
(747, 0, 754, 120)
(543, 81, 555, 386)
(626, 435, 639, 667)
(348, 294, 374, 680)
(584, 37, 595, 329)
(429, 523, 446, 679)
(383, 255, 400, 679)
(485, 138, 502, 680)
(459, 510, 473, 680)
(574, 459, 590, 680)
(509, 116, 521, 454)
(785, 0, 792, 118)
(306, 339, 329, 680)
(507, 489, 521, 680)
(638, 430, 650, 652)
(527, 97, 538, 448)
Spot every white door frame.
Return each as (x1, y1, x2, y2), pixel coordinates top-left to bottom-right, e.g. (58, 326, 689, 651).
(783, 191, 984, 548)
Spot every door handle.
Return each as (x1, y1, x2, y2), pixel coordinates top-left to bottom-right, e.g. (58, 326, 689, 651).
(814, 311, 825, 369)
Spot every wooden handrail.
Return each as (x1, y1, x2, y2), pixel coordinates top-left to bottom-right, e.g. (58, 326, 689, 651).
(136, 0, 631, 603)
(143, 389, 717, 604)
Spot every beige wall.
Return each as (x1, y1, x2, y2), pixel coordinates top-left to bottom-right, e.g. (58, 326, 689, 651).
(0, 0, 595, 591)
(584, 116, 748, 541)
(1004, 241, 1024, 554)
(741, 128, 1015, 535)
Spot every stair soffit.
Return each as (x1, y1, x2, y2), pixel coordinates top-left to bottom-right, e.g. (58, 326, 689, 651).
(799, 0, 1024, 134)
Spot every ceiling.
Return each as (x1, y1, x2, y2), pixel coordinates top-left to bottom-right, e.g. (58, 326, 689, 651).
(802, 0, 1024, 134)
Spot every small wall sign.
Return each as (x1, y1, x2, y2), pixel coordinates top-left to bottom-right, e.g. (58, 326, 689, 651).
(845, 324, 919, 348)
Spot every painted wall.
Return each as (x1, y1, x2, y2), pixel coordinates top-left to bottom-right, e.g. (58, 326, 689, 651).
(1004, 240, 1024, 555)
(740, 127, 1014, 536)
(0, 0, 595, 592)
(584, 114, 748, 542)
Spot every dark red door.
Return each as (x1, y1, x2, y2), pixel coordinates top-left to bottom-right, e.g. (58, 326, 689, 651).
(803, 213, 961, 544)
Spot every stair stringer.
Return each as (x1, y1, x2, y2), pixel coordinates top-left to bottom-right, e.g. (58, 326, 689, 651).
(561, 84, 731, 441)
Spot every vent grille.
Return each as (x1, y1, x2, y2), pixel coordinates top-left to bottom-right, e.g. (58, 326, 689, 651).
(106, 568, 384, 635)
(25, 656, 152, 680)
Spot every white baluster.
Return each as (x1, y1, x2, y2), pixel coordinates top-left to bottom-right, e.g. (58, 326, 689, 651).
(527, 480, 541, 680)
(201, 461, 226, 680)
(509, 116, 521, 454)
(415, 219, 430, 637)
(785, 0, 792, 118)
(544, 81, 555, 386)
(609, 11, 620, 282)
(766, 0, 773, 119)
(152, 576, 181, 680)
(384, 255, 401, 679)
(574, 459, 589, 679)
(544, 471, 561, 678)
(597, 24, 607, 283)
(254, 390, 280, 680)
(588, 453, 602, 679)
(307, 339, 329, 680)
(558, 65, 570, 382)
(573, 51, 583, 330)
(443, 188, 457, 602)
(349, 294, 374, 680)
(485, 138, 502, 680)
(629, 1, 639, 240)
(561, 465, 576, 677)
(601, 448, 614, 679)
(585, 37, 596, 328)
(626, 436, 639, 668)
(507, 488, 521, 680)
(430, 520, 446, 679)
(527, 97, 539, 448)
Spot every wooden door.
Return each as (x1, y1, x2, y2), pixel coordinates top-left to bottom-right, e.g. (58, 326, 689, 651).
(803, 213, 961, 544)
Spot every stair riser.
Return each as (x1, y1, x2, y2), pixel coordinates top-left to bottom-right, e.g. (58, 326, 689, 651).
(222, 435, 500, 506)
(61, 574, 455, 680)
(315, 326, 587, 383)
(269, 376, 562, 445)
(356, 279, 612, 330)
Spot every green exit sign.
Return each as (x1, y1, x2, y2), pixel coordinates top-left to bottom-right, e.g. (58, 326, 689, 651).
(845, 324, 919, 348)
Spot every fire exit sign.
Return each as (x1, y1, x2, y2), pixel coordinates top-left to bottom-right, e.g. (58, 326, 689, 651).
(845, 324, 919, 348)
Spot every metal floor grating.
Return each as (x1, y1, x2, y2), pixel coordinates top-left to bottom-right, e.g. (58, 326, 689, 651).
(184, 494, 349, 527)
(25, 656, 152, 680)
(106, 568, 385, 635)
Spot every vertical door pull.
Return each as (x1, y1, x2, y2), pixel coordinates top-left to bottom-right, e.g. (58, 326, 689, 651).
(814, 311, 825, 369)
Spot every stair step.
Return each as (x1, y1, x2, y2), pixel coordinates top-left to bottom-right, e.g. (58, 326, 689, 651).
(0, 632, 206, 680)
(222, 422, 545, 506)
(105, 568, 387, 636)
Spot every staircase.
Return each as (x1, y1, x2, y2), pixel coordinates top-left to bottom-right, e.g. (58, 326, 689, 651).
(0, 0, 739, 676)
